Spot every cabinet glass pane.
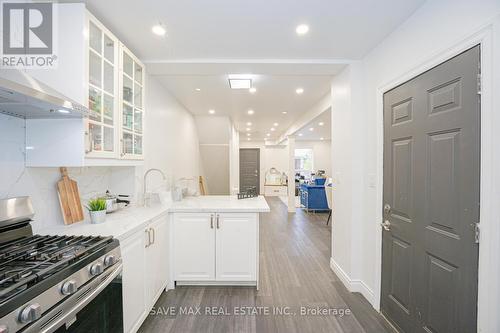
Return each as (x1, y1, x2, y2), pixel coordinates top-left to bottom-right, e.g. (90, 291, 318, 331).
(89, 22, 101, 54)
(103, 94, 113, 125)
(89, 123, 102, 151)
(103, 34, 114, 63)
(123, 132, 133, 154)
(123, 75, 133, 104)
(103, 61, 113, 94)
(88, 87, 101, 121)
(122, 103, 133, 130)
(103, 126, 114, 152)
(134, 109, 142, 133)
(89, 51, 102, 88)
(134, 135, 142, 155)
(135, 62, 143, 84)
(123, 52, 133, 77)
(134, 83, 142, 108)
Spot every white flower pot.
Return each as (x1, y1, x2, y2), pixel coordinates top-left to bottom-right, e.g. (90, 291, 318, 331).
(89, 210, 107, 224)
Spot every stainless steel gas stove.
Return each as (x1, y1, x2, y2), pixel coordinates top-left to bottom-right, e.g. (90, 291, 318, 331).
(0, 197, 123, 333)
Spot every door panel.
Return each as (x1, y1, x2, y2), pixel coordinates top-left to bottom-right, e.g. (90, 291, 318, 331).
(215, 213, 257, 281)
(173, 213, 216, 281)
(240, 148, 260, 193)
(382, 46, 480, 333)
(147, 216, 168, 305)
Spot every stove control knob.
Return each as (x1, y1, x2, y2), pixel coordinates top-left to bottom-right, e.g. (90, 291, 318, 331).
(61, 280, 78, 295)
(104, 254, 117, 267)
(18, 303, 42, 323)
(90, 262, 104, 276)
(0, 325, 9, 333)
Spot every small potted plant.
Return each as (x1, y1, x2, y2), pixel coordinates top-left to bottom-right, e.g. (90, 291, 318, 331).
(86, 197, 107, 224)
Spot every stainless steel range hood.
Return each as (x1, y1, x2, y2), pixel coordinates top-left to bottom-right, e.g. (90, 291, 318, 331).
(0, 70, 89, 119)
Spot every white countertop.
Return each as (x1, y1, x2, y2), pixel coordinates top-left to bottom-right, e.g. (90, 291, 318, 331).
(38, 195, 269, 240)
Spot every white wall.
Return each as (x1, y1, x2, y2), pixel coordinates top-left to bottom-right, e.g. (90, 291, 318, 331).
(330, 1, 500, 332)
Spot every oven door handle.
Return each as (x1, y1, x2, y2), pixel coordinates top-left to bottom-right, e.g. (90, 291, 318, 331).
(24, 262, 123, 333)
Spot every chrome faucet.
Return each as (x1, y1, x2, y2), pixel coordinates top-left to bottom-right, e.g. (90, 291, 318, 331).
(143, 168, 166, 206)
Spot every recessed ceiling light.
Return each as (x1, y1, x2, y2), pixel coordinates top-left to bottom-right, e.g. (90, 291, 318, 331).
(298, 133, 303, 137)
(195, 88, 201, 92)
(282, 111, 287, 114)
(152, 23, 166, 36)
(247, 109, 254, 115)
(273, 122, 279, 127)
(247, 133, 251, 136)
(58, 109, 70, 114)
(309, 127, 314, 131)
(229, 78, 252, 89)
(270, 128, 275, 131)
(320, 137, 324, 140)
(246, 122, 252, 126)
(296, 88, 304, 95)
(246, 128, 251, 131)
(266, 133, 270, 137)
(296, 24, 309, 36)
(318, 122, 324, 126)
(208, 109, 215, 114)
(249, 87, 257, 94)
(247, 138, 251, 141)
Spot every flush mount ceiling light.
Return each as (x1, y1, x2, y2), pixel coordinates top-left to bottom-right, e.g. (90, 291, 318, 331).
(320, 137, 324, 141)
(270, 128, 276, 132)
(318, 122, 324, 126)
(266, 133, 271, 137)
(298, 133, 303, 137)
(309, 127, 314, 131)
(151, 23, 166, 36)
(195, 88, 201, 92)
(208, 109, 215, 114)
(246, 128, 251, 131)
(246, 122, 252, 126)
(273, 122, 279, 127)
(282, 111, 287, 114)
(247, 109, 255, 115)
(249, 87, 257, 94)
(296, 24, 309, 36)
(296, 88, 304, 95)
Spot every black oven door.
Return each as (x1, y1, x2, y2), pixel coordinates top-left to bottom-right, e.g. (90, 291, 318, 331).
(23, 264, 123, 333)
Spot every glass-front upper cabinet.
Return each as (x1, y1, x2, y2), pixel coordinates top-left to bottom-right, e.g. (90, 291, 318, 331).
(120, 46, 144, 159)
(86, 17, 118, 158)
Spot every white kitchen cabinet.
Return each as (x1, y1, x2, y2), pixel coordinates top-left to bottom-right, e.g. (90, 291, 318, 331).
(121, 229, 147, 333)
(121, 214, 169, 333)
(172, 212, 258, 286)
(215, 213, 257, 281)
(173, 213, 216, 281)
(264, 185, 288, 196)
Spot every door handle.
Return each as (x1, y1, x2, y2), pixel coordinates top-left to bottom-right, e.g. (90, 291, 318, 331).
(381, 220, 391, 231)
(151, 227, 155, 245)
(210, 214, 214, 229)
(216, 214, 220, 229)
(145, 229, 150, 248)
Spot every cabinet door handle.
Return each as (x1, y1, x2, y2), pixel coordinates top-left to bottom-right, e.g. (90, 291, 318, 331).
(210, 214, 214, 229)
(151, 227, 155, 245)
(216, 214, 220, 229)
(145, 229, 150, 248)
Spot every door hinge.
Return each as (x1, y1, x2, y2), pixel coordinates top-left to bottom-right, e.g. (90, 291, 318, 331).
(473, 223, 480, 244)
(477, 73, 482, 95)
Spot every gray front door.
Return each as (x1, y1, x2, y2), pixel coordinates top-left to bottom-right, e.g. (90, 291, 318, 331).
(382, 46, 480, 333)
(240, 148, 260, 194)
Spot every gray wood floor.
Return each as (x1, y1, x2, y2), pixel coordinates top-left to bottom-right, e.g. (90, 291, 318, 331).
(139, 197, 395, 333)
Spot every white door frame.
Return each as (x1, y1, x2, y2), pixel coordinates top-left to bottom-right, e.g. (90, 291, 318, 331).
(373, 22, 498, 332)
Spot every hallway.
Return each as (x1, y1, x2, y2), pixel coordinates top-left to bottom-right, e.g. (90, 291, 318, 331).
(139, 197, 394, 333)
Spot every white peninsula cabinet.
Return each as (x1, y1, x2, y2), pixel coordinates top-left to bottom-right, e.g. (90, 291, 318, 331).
(121, 214, 168, 333)
(170, 196, 270, 288)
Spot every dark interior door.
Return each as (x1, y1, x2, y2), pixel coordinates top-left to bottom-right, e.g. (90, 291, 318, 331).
(381, 46, 480, 333)
(239, 148, 260, 194)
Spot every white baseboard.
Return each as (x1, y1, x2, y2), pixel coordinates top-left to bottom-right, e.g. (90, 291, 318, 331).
(330, 257, 376, 306)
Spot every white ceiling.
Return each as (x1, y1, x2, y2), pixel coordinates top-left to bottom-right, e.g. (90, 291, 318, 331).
(295, 108, 331, 141)
(86, 0, 425, 61)
(84, 0, 425, 140)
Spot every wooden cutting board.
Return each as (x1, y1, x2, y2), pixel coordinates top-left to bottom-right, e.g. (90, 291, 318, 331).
(57, 167, 84, 224)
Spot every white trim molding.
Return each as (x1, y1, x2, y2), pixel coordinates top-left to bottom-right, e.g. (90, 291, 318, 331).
(330, 257, 375, 306)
